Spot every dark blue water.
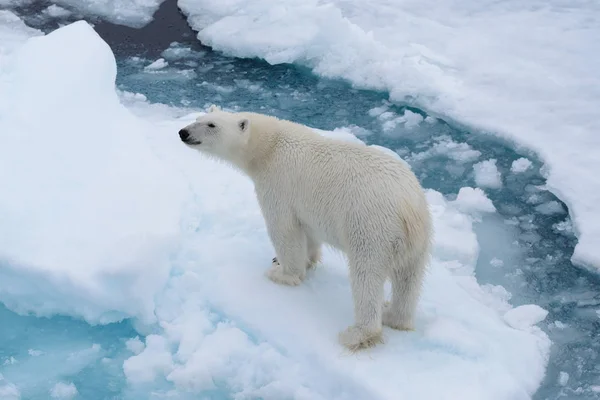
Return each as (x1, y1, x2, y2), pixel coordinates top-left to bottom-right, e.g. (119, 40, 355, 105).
(1, 0, 599, 398)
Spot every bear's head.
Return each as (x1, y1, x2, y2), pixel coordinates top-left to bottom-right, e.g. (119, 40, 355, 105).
(178, 105, 250, 165)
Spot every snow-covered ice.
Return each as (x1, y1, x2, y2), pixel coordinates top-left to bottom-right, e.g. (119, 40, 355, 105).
(0, 18, 552, 399)
(0, 18, 188, 325)
(178, 0, 600, 271)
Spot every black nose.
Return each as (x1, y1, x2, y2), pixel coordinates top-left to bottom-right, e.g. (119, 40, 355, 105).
(179, 129, 190, 141)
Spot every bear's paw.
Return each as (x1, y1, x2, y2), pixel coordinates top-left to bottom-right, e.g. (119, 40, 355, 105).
(338, 325, 383, 351)
(266, 259, 305, 286)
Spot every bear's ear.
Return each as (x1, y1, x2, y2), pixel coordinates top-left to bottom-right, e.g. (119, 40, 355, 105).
(238, 118, 250, 133)
(208, 104, 221, 113)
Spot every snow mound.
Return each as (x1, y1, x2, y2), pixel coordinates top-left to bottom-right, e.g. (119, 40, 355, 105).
(0, 20, 188, 325)
(0, 19, 551, 399)
(178, 0, 600, 272)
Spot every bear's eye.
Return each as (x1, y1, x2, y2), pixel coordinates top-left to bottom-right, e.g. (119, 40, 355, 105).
(207, 122, 216, 128)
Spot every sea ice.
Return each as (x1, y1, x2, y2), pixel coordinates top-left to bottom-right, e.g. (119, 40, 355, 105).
(178, 0, 600, 271)
(0, 17, 552, 400)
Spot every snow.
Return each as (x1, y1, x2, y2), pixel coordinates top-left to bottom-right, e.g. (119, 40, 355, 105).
(178, 0, 600, 272)
(0, 16, 552, 400)
(511, 158, 532, 174)
(473, 159, 502, 189)
(49, 382, 78, 399)
(51, 0, 166, 28)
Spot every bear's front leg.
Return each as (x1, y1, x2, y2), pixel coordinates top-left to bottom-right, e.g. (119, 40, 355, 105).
(264, 216, 308, 286)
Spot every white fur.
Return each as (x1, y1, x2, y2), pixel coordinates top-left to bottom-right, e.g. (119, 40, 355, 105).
(179, 106, 432, 350)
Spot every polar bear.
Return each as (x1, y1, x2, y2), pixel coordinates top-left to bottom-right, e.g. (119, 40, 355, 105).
(178, 105, 432, 350)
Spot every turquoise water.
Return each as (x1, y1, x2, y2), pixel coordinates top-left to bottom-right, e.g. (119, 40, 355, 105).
(1, 1, 599, 398)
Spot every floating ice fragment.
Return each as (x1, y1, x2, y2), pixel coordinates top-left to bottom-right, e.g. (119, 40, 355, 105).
(28, 349, 43, 356)
(553, 321, 567, 329)
(473, 159, 502, 189)
(409, 136, 481, 164)
(535, 201, 565, 215)
(50, 382, 78, 399)
(3, 356, 17, 365)
(504, 304, 548, 331)
(125, 336, 145, 355)
(144, 57, 168, 70)
(403, 110, 424, 128)
(511, 158, 532, 173)
(490, 258, 504, 267)
(43, 5, 72, 18)
(558, 371, 569, 386)
(452, 187, 496, 214)
(0, 381, 20, 400)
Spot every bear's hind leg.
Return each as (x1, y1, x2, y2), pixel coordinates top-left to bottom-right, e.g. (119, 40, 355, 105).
(383, 252, 426, 331)
(338, 250, 386, 351)
(265, 216, 308, 286)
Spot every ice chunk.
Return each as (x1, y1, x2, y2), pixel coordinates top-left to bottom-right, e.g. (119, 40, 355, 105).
(490, 258, 504, 268)
(144, 57, 168, 70)
(51, 0, 166, 28)
(535, 201, 565, 215)
(473, 159, 502, 189)
(511, 158, 532, 173)
(125, 337, 145, 355)
(50, 382, 78, 399)
(558, 371, 569, 386)
(161, 42, 205, 61)
(504, 305, 549, 331)
(43, 5, 72, 18)
(452, 187, 496, 215)
(409, 136, 481, 164)
(0, 382, 20, 400)
(178, 0, 600, 271)
(0, 20, 188, 325)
